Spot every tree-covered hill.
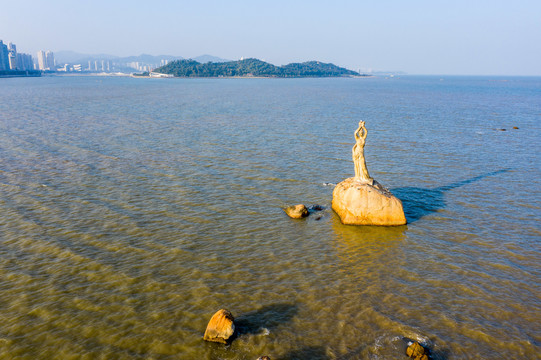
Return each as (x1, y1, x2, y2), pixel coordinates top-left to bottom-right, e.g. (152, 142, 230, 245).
(153, 58, 361, 77)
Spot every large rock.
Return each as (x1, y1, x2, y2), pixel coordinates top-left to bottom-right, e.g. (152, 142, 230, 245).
(332, 177, 406, 226)
(203, 309, 235, 344)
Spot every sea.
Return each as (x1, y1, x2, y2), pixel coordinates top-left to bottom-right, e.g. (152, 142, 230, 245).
(0, 75, 539, 359)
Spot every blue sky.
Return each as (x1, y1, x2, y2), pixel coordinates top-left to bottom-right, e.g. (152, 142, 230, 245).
(2, 0, 540, 75)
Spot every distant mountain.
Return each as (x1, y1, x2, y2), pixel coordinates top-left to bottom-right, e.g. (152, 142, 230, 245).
(154, 58, 362, 78)
(55, 51, 229, 65)
(55, 51, 118, 63)
(192, 54, 230, 63)
(116, 54, 183, 63)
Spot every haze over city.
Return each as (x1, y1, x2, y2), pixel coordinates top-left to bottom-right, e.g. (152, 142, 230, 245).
(2, 0, 540, 75)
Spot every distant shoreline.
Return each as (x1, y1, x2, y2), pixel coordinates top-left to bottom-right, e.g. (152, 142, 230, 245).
(130, 74, 374, 79)
(0, 70, 41, 78)
(39, 73, 374, 79)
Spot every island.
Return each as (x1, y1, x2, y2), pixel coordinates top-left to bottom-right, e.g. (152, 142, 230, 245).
(152, 58, 364, 78)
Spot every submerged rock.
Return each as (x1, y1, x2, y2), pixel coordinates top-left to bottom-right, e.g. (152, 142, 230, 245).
(284, 204, 309, 219)
(308, 204, 325, 212)
(332, 177, 406, 226)
(406, 341, 428, 360)
(203, 309, 235, 344)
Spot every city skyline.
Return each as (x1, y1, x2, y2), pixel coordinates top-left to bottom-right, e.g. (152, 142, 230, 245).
(0, 40, 35, 72)
(1, 0, 540, 75)
(1, 38, 178, 73)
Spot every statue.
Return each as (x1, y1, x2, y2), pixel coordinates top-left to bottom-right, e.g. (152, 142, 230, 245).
(332, 120, 406, 225)
(352, 120, 373, 184)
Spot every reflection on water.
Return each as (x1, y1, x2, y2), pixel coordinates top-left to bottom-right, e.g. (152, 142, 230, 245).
(0, 76, 540, 359)
(331, 214, 407, 248)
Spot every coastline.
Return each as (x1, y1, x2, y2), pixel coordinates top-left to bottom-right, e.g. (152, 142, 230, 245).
(129, 74, 374, 79)
(0, 70, 41, 78)
(9, 71, 374, 79)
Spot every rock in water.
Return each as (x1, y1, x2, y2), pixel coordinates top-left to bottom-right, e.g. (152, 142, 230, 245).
(406, 341, 427, 359)
(308, 204, 325, 212)
(284, 204, 309, 219)
(332, 178, 406, 226)
(203, 309, 235, 344)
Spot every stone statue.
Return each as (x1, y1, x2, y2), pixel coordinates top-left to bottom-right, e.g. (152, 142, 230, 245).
(352, 120, 373, 184)
(332, 120, 406, 226)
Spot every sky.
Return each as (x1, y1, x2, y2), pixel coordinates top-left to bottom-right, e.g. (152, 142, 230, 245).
(1, 0, 540, 75)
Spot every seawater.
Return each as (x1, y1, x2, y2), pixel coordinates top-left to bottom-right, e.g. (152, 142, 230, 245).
(0, 76, 539, 359)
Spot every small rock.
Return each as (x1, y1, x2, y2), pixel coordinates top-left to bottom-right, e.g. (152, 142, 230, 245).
(203, 309, 235, 344)
(406, 342, 426, 359)
(284, 204, 309, 219)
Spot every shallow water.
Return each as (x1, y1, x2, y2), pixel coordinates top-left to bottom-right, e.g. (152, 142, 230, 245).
(0, 75, 540, 359)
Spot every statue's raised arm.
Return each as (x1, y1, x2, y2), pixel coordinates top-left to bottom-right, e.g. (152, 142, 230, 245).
(352, 120, 372, 183)
(354, 120, 368, 143)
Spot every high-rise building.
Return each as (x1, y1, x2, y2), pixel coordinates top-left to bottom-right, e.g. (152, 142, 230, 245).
(16, 53, 34, 70)
(37, 50, 46, 70)
(37, 50, 55, 70)
(8, 43, 17, 70)
(45, 51, 55, 69)
(0, 40, 10, 71)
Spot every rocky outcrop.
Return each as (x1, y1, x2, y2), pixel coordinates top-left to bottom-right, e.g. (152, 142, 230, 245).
(406, 341, 428, 360)
(203, 309, 235, 344)
(332, 177, 406, 226)
(284, 204, 309, 219)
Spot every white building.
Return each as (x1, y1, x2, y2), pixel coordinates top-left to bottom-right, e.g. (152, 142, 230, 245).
(37, 50, 46, 70)
(37, 50, 55, 70)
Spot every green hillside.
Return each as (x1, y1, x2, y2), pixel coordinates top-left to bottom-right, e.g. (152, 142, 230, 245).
(153, 58, 361, 77)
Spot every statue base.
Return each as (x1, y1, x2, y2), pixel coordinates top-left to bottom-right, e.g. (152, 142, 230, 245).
(332, 177, 406, 226)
